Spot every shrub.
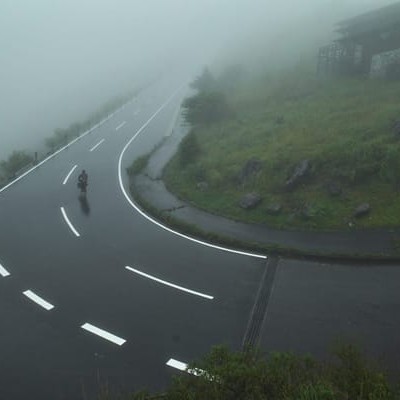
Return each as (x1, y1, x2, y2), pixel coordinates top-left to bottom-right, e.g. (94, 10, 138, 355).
(190, 67, 217, 93)
(178, 132, 201, 167)
(182, 92, 231, 125)
(0, 150, 33, 178)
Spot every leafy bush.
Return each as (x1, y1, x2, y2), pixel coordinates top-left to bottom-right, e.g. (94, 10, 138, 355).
(0, 150, 33, 178)
(182, 92, 231, 125)
(190, 67, 217, 93)
(178, 132, 201, 167)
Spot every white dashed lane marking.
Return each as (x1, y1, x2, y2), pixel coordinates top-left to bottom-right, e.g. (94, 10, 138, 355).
(116, 121, 126, 131)
(81, 323, 126, 346)
(63, 165, 78, 185)
(89, 138, 105, 152)
(60, 207, 80, 237)
(166, 358, 188, 371)
(125, 266, 214, 300)
(23, 290, 55, 310)
(0, 263, 10, 277)
(166, 359, 207, 377)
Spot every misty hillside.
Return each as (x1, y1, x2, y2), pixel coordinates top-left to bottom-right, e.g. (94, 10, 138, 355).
(164, 68, 400, 231)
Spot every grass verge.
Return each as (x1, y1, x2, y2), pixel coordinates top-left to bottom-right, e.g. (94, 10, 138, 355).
(164, 70, 400, 231)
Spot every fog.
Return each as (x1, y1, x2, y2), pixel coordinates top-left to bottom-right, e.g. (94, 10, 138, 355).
(0, 0, 396, 160)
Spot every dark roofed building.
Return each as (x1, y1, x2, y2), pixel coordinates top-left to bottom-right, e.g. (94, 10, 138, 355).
(318, 2, 400, 78)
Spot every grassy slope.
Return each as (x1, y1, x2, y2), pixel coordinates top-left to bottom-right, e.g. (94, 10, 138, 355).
(164, 70, 400, 230)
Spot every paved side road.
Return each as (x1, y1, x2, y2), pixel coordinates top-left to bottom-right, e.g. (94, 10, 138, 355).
(133, 116, 400, 259)
(260, 258, 400, 376)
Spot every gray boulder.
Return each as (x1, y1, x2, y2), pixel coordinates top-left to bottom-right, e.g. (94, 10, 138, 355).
(239, 193, 262, 209)
(266, 203, 282, 215)
(285, 160, 310, 190)
(301, 204, 317, 219)
(353, 203, 370, 218)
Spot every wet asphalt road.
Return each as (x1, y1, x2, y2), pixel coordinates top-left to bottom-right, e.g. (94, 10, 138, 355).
(0, 78, 266, 399)
(261, 259, 400, 374)
(1, 76, 400, 400)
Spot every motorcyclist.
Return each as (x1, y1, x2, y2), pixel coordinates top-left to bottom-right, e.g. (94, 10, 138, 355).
(78, 169, 88, 193)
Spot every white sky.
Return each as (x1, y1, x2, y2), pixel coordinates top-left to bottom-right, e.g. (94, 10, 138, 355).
(0, 0, 396, 158)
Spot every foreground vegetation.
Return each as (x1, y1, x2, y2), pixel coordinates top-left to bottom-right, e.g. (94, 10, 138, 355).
(164, 67, 400, 230)
(103, 345, 398, 400)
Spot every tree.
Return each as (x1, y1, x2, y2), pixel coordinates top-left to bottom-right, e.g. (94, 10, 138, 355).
(45, 128, 69, 152)
(68, 122, 83, 138)
(0, 150, 33, 178)
(190, 67, 217, 93)
(218, 64, 246, 93)
(182, 92, 230, 125)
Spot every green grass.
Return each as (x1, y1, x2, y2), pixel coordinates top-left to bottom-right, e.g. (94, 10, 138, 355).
(127, 153, 151, 176)
(164, 71, 400, 231)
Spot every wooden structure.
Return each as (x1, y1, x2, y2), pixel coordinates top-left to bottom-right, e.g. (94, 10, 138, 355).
(318, 2, 400, 78)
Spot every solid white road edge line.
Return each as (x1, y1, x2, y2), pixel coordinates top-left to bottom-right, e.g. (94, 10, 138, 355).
(166, 359, 206, 377)
(60, 207, 80, 237)
(90, 138, 105, 152)
(81, 323, 126, 346)
(0, 105, 122, 194)
(116, 121, 127, 131)
(63, 164, 78, 185)
(117, 89, 267, 260)
(0, 263, 10, 277)
(125, 266, 214, 300)
(23, 290, 54, 310)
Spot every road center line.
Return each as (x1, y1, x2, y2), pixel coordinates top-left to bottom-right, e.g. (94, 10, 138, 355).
(23, 290, 54, 310)
(81, 323, 126, 346)
(60, 207, 80, 237)
(0, 263, 10, 277)
(166, 359, 206, 377)
(89, 138, 105, 152)
(63, 164, 78, 185)
(125, 266, 214, 300)
(116, 121, 126, 131)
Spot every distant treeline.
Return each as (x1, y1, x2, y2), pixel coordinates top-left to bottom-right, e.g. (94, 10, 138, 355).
(178, 66, 244, 168)
(0, 89, 138, 185)
(182, 65, 244, 126)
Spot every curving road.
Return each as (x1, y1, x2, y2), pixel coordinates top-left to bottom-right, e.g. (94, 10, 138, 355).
(0, 78, 267, 399)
